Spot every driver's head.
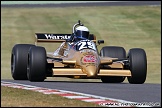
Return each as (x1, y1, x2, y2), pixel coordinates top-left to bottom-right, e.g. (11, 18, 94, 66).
(75, 26, 89, 40)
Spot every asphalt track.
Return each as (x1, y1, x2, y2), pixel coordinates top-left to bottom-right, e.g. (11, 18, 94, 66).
(1, 1, 161, 7)
(1, 79, 161, 104)
(1, 1, 161, 106)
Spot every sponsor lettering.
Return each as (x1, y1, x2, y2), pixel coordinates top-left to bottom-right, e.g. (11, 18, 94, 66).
(45, 34, 71, 39)
(83, 55, 97, 63)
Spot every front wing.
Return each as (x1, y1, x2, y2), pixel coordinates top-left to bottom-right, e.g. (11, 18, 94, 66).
(47, 60, 131, 77)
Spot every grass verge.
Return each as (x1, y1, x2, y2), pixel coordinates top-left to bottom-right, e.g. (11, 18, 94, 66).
(1, 86, 101, 107)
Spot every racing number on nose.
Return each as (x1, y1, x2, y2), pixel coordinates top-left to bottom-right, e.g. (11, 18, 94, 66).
(78, 41, 95, 50)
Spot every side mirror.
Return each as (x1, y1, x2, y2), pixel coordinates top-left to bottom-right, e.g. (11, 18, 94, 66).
(98, 40, 104, 45)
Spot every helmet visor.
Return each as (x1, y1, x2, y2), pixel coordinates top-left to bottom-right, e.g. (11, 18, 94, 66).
(76, 30, 89, 39)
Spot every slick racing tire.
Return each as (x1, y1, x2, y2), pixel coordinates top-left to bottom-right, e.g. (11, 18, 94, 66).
(100, 46, 126, 83)
(27, 46, 46, 82)
(11, 44, 35, 80)
(127, 48, 147, 84)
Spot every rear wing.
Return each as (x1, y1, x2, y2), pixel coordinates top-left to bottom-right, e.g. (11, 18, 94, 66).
(35, 33, 71, 45)
(35, 33, 96, 45)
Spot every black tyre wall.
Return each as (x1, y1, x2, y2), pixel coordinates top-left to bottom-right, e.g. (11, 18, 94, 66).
(100, 46, 126, 58)
(27, 46, 46, 82)
(127, 48, 147, 84)
(100, 46, 126, 83)
(11, 44, 35, 80)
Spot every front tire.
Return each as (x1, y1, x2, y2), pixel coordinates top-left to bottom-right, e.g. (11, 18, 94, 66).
(127, 48, 147, 84)
(100, 46, 126, 83)
(11, 44, 35, 80)
(27, 46, 47, 82)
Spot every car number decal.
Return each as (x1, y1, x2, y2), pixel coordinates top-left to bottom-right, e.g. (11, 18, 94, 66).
(76, 40, 96, 51)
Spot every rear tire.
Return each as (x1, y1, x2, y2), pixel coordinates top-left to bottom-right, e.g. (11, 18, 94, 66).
(100, 46, 126, 83)
(11, 44, 35, 80)
(27, 46, 46, 82)
(127, 48, 147, 84)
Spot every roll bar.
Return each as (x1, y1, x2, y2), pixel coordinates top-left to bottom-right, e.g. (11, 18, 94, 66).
(72, 20, 84, 33)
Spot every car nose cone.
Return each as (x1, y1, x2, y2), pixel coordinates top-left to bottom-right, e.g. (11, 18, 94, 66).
(84, 65, 98, 77)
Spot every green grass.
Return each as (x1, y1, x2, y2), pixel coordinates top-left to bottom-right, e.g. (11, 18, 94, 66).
(1, 86, 101, 107)
(1, 6, 161, 84)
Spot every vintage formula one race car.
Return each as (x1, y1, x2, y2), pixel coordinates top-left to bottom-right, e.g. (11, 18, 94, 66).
(11, 20, 147, 84)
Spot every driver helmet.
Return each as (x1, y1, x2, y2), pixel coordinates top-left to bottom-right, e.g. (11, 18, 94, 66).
(75, 26, 89, 40)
